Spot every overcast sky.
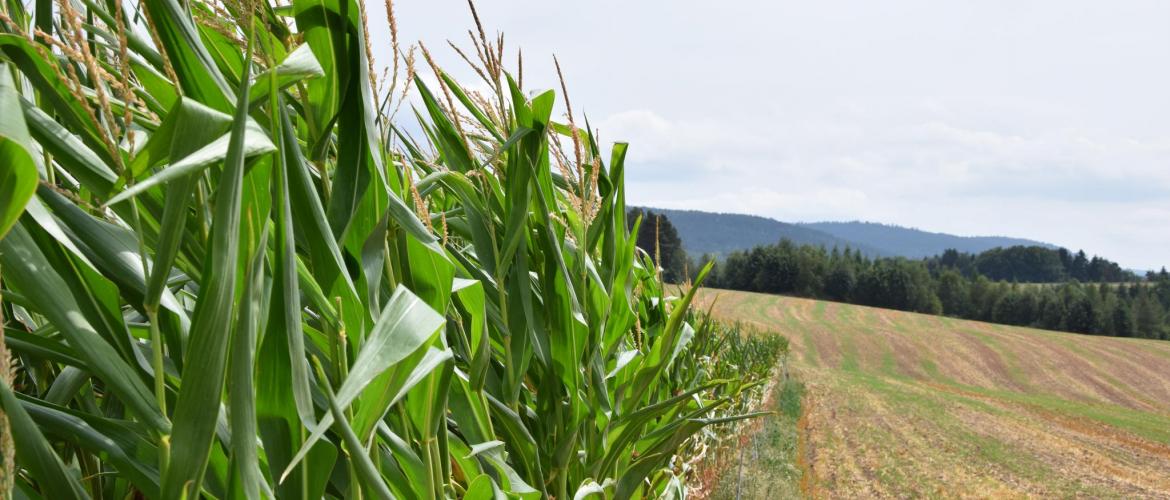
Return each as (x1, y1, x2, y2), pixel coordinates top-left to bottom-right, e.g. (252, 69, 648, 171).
(369, 1, 1170, 270)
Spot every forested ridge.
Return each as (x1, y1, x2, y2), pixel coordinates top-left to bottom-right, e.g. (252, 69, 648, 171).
(694, 240, 1167, 339)
(635, 207, 1055, 260)
(635, 207, 879, 258)
(801, 221, 1055, 259)
(930, 246, 1137, 283)
(625, 211, 1161, 340)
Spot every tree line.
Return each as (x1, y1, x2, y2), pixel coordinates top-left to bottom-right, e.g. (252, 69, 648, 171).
(626, 210, 1168, 340)
(627, 208, 689, 283)
(927, 246, 1137, 283)
(695, 241, 1169, 340)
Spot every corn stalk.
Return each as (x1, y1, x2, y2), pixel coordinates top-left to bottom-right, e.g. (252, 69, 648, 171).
(0, 0, 780, 497)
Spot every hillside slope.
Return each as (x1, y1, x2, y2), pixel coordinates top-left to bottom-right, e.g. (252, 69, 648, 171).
(639, 208, 1057, 260)
(641, 208, 885, 258)
(801, 221, 1055, 258)
(696, 288, 1170, 497)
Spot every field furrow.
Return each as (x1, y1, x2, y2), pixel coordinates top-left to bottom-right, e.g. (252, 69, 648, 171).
(698, 288, 1170, 498)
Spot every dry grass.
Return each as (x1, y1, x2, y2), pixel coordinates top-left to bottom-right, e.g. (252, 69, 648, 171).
(697, 288, 1170, 498)
(706, 377, 805, 500)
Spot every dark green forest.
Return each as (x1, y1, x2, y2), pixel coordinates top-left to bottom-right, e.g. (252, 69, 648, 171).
(626, 208, 688, 283)
(697, 241, 1167, 339)
(928, 247, 1137, 283)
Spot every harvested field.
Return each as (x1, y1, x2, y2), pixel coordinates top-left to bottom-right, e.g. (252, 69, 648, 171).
(697, 288, 1170, 498)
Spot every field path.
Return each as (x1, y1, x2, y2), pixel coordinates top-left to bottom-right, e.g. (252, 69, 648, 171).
(697, 288, 1170, 498)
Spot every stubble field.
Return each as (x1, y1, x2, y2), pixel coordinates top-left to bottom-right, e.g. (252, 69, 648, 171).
(696, 288, 1170, 498)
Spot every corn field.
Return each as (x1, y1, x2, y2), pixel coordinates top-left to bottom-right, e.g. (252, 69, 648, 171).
(0, 0, 780, 497)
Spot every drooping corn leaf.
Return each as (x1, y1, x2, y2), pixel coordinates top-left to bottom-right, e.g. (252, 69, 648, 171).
(0, 63, 38, 239)
(0, 381, 90, 499)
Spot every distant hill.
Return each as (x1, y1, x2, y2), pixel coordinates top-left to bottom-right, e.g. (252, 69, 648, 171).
(638, 208, 1057, 260)
(801, 221, 1055, 259)
(637, 208, 887, 258)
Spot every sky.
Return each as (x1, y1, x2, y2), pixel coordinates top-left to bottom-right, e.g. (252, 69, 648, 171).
(367, 1, 1170, 270)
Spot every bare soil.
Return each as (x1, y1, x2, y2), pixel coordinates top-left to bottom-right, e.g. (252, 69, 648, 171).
(697, 289, 1170, 499)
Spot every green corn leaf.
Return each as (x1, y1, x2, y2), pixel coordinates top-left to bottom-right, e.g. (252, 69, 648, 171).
(42, 366, 88, 406)
(319, 368, 395, 500)
(464, 474, 497, 500)
(335, 285, 444, 407)
(161, 47, 257, 499)
(18, 98, 117, 196)
(227, 228, 267, 500)
(0, 63, 38, 239)
(377, 422, 429, 496)
(248, 43, 324, 105)
(0, 3, 784, 496)
(38, 187, 187, 318)
(353, 345, 453, 440)
(139, 0, 235, 111)
(21, 196, 98, 271)
(280, 285, 444, 478)
(414, 77, 475, 173)
(0, 36, 116, 166)
(2, 328, 85, 367)
(105, 118, 276, 205)
(453, 278, 490, 390)
(275, 100, 339, 424)
(573, 479, 608, 500)
(18, 395, 161, 497)
(0, 223, 166, 431)
(0, 380, 90, 499)
(128, 97, 233, 178)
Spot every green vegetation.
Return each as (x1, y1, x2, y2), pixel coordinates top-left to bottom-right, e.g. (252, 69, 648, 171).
(0, 1, 783, 498)
(706, 240, 1170, 339)
(928, 246, 1136, 283)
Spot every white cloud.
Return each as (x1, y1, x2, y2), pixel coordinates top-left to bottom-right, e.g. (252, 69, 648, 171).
(611, 106, 1170, 268)
(372, 0, 1170, 269)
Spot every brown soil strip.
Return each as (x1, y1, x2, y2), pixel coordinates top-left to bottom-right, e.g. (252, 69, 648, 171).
(695, 288, 1170, 498)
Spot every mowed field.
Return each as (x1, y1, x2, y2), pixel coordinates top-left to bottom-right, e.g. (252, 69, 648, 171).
(695, 288, 1170, 498)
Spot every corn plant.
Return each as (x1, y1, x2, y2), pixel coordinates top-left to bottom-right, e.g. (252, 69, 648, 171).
(659, 312, 785, 489)
(669, 316, 785, 496)
(0, 0, 776, 497)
